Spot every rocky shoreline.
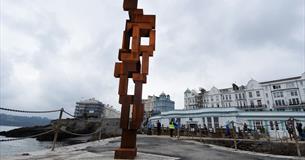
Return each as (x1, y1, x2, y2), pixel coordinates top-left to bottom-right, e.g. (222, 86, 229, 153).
(0, 118, 121, 143)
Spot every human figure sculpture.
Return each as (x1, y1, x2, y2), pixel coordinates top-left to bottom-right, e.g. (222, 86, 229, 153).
(114, 0, 156, 159)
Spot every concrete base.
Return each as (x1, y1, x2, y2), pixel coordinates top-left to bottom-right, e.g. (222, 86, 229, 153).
(114, 147, 137, 159)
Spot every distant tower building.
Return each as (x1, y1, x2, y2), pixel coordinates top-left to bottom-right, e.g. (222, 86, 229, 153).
(143, 92, 175, 114)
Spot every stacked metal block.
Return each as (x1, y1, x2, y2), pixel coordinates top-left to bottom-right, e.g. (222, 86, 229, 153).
(114, 0, 156, 159)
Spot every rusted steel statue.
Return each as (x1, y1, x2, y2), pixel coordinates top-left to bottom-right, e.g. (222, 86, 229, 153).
(113, 0, 156, 159)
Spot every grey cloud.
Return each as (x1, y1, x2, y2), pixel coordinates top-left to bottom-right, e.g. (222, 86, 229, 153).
(0, 0, 304, 117)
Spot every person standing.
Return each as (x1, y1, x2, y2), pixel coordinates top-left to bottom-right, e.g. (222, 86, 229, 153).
(169, 119, 175, 137)
(175, 119, 181, 139)
(243, 123, 248, 133)
(286, 118, 295, 141)
(147, 121, 152, 135)
(157, 120, 161, 136)
(225, 124, 231, 137)
(296, 123, 304, 140)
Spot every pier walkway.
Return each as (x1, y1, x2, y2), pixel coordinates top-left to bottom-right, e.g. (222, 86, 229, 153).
(4, 135, 304, 160)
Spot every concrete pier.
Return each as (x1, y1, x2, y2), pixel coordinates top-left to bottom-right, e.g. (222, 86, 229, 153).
(4, 135, 304, 160)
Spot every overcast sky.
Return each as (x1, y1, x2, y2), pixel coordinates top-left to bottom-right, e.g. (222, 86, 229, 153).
(0, 0, 304, 118)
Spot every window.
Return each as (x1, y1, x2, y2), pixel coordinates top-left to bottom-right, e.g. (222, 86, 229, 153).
(266, 93, 268, 98)
(275, 100, 279, 106)
(291, 91, 298, 96)
(202, 117, 205, 126)
(189, 118, 193, 121)
(273, 92, 283, 98)
(226, 95, 228, 100)
(239, 94, 242, 99)
(214, 117, 219, 128)
(235, 94, 238, 99)
(257, 100, 262, 107)
(250, 100, 254, 107)
(229, 95, 231, 100)
(207, 117, 212, 128)
(291, 98, 300, 105)
(249, 92, 253, 98)
(273, 85, 281, 89)
(256, 91, 260, 97)
(242, 93, 245, 99)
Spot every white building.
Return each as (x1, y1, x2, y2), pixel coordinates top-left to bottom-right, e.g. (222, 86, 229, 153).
(184, 89, 198, 110)
(104, 104, 121, 118)
(184, 73, 305, 111)
(149, 107, 305, 138)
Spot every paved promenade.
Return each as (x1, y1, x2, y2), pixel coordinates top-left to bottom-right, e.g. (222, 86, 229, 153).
(4, 135, 304, 160)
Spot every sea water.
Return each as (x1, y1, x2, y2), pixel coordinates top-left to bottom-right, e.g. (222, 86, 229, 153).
(0, 125, 63, 157)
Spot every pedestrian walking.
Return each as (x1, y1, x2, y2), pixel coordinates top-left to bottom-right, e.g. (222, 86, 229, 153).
(286, 118, 295, 141)
(203, 124, 208, 135)
(147, 121, 152, 135)
(243, 123, 248, 132)
(296, 123, 304, 140)
(225, 124, 231, 137)
(169, 119, 175, 137)
(175, 119, 181, 139)
(157, 120, 161, 136)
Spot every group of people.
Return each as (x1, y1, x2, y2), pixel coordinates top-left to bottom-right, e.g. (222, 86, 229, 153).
(146, 118, 305, 141)
(286, 118, 305, 141)
(147, 119, 180, 137)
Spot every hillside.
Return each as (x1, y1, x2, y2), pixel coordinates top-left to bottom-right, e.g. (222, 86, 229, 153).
(0, 113, 51, 127)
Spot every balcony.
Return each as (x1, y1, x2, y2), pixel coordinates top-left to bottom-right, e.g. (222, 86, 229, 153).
(238, 105, 267, 111)
(273, 103, 305, 109)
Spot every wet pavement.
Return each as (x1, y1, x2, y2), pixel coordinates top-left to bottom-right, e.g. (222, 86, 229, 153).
(4, 135, 304, 160)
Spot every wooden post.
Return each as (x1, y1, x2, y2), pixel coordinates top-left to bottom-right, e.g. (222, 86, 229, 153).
(99, 115, 104, 140)
(200, 128, 202, 142)
(52, 108, 63, 151)
(231, 121, 237, 150)
(99, 119, 102, 140)
(177, 127, 180, 140)
(292, 119, 301, 157)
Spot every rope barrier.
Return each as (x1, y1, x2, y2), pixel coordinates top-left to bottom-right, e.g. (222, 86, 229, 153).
(63, 110, 76, 118)
(0, 107, 61, 113)
(59, 126, 102, 136)
(0, 129, 55, 142)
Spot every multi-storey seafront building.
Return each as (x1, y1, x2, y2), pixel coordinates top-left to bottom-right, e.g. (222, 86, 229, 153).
(143, 92, 175, 114)
(74, 98, 120, 118)
(184, 73, 305, 112)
